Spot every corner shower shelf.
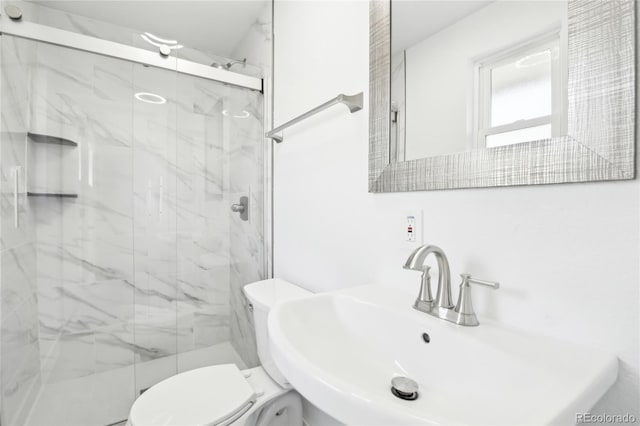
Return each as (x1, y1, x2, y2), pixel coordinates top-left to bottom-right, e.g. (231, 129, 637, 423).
(26, 132, 79, 198)
(27, 132, 78, 147)
(27, 192, 78, 198)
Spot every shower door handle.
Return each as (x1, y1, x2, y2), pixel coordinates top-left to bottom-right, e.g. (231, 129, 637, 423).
(231, 196, 248, 221)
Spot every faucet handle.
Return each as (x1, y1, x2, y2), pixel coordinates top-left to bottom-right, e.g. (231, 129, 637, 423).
(465, 275, 499, 290)
(412, 266, 433, 312)
(454, 274, 499, 326)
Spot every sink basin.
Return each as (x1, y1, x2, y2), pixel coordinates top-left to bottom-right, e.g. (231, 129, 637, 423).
(268, 285, 617, 425)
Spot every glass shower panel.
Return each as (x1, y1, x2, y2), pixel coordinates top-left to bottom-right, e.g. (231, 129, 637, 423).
(0, 36, 138, 426)
(1, 34, 40, 426)
(174, 74, 230, 373)
(131, 63, 179, 394)
(225, 84, 265, 370)
(174, 75, 236, 372)
(175, 74, 265, 372)
(0, 28, 266, 426)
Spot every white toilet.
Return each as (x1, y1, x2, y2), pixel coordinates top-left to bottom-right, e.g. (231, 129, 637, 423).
(127, 279, 311, 426)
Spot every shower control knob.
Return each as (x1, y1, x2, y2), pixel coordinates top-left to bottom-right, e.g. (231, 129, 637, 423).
(231, 196, 249, 221)
(231, 204, 246, 213)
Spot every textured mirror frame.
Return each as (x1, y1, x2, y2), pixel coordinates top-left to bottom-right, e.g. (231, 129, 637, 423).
(369, 0, 636, 192)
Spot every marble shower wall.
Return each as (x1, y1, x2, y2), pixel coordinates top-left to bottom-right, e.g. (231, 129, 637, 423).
(29, 42, 245, 385)
(228, 3, 272, 368)
(0, 4, 268, 419)
(131, 67, 233, 376)
(175, 74, 232, 361)
(227, 92, 265, 369)
(0, 36, 41, 426)
(30, 42, 137, 385)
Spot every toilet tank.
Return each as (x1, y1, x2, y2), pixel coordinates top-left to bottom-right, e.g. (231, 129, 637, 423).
(243, 279, 311, 387)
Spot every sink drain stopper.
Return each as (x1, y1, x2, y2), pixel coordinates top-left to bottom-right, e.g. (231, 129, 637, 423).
(391, 376, 419, 400)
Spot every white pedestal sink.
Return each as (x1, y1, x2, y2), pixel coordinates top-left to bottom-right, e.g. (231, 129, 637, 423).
(268, 285, 617, 425)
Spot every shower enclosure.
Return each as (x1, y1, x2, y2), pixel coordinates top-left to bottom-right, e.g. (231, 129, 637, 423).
(0, 3, 270, 425)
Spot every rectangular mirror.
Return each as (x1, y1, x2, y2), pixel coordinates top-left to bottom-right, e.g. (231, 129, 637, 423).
(369, 0, 636, 192)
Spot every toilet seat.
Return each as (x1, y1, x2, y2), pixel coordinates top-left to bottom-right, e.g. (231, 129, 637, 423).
(129, 364, 256, 426)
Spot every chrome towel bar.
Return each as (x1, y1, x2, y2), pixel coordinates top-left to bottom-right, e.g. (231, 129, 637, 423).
(266, 92, 363, 143)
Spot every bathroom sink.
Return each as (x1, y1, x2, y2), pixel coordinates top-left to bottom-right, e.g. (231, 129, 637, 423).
(268, 285, 617, 425)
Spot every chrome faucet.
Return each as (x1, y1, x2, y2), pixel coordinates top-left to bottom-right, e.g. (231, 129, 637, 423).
(403, 245, 454, 310)
(403, 245, 499, 326)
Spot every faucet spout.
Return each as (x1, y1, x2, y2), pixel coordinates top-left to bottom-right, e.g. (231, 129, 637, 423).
(404, 245, 454, 309)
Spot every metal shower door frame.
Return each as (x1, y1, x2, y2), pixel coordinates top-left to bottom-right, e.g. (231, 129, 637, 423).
(0, 12, 263, 92)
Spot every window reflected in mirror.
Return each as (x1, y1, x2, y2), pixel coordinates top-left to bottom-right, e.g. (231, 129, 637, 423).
(391, 0, 568, 161)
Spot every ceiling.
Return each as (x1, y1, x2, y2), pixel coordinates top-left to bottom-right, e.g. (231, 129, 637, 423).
(27, 0, 268, 58)
(392, 0, 493, 53)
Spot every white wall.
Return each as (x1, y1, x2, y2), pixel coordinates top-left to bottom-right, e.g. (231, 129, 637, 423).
(273, 0, 639, 423)
(404, 0, 566, 160)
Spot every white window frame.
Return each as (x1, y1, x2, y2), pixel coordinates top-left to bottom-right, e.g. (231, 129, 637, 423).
(474, 32, 567, 149)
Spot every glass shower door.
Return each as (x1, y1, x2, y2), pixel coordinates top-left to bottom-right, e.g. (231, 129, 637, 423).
(131, 62, 180, 393)
(173, 73, 266, 373)
(130, 56, 267, 397)
(0, 30, 266, 426)
(1, 34, 41, 426)
(0, 36, 138, 426)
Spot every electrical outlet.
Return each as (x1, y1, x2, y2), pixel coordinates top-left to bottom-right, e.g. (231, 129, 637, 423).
(403, 211, 423, 244)
(406, 215, 416, 242)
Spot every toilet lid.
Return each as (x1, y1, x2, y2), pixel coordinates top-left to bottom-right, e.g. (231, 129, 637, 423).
(129, 364, 256, 426)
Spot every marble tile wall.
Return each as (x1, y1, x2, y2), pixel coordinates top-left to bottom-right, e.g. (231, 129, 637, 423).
(30, 42, 137, 390)
(175, 75, 233, 369)
(0, 2, 268, 421)
(228, 3, 272, 368)
(131, 64, 179, 372)
(30, 42, 240, 386)
(227, 102, 265, 368)
(0, 35, 42, 426)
